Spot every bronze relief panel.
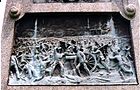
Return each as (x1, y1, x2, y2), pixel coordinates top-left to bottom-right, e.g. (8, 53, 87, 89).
(8, 13, 138, 85)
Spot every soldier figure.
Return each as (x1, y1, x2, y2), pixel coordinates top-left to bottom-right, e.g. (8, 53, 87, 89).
(70, 40, 91, 76)
(91, 46, 110, 73)
(50, 46, 65, 77)
(109, 49, 133, 80)
(10, 55, 20, 80)
(123, 45, 132, 61)
(75, 49, 91, 76)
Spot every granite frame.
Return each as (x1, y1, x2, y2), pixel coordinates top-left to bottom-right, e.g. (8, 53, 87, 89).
(1, 0, 140, 90)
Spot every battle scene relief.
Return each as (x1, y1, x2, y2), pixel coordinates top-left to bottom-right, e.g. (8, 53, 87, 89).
(8, 13, 137, 85)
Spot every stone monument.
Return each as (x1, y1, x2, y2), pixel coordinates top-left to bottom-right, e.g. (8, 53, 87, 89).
(1, 0, 140, 90)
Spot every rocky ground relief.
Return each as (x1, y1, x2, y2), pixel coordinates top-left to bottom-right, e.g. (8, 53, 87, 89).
(9, 13, 137, 85)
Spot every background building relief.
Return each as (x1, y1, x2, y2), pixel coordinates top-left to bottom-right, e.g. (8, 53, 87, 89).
(9, 13, 137, 85)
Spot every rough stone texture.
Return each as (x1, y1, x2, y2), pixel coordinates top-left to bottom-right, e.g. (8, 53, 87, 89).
(1, 0, 140, 90)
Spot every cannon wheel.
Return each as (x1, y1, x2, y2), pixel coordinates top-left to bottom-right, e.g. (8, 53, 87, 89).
(84, 53, 97, 72)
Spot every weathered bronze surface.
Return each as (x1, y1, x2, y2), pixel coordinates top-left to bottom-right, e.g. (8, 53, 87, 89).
(8, 13, 137, 85)
(1, 0, 140, 89)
